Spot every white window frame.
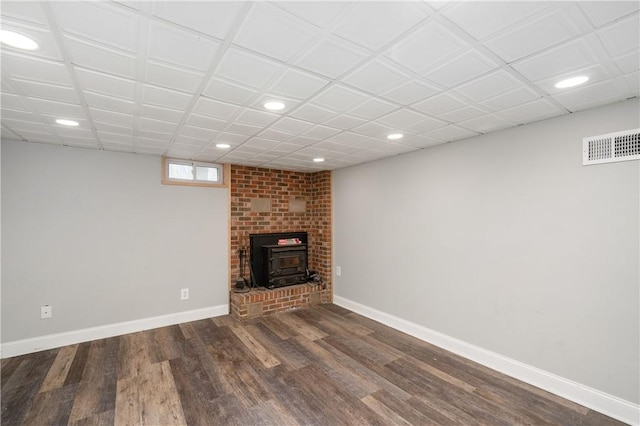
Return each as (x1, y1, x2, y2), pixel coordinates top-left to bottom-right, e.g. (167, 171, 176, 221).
(162, 157, 228, 188)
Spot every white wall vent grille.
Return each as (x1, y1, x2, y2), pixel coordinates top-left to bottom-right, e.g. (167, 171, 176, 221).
(583, 129, 640, 165)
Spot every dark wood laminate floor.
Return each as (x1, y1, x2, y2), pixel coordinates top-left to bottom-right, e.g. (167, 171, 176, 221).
(1, 304, 626, 426)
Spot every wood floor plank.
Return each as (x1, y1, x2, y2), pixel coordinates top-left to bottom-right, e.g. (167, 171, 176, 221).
(39, 344, 78, 393)
(227, 323, 281, 369)
(114, 360, 186, 426)
(1, 304, 628, 426)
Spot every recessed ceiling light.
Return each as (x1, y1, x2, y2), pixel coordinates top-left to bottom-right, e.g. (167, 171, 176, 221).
(555, 76, 589, 89)
(264, 101, 285, 111)
(387, 133, 404, 140)
(313, 158, 325, 163)
(0, 30, 38, 50)
(216, 143, 230, 149)
(55, 119, 79, 127)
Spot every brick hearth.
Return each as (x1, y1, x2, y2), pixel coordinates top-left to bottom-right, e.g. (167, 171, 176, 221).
(230, 283, 331, 319)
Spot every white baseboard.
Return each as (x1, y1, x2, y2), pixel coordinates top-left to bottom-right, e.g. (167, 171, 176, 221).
(0, 304, 229, 359)
(334, 295, 640, 426)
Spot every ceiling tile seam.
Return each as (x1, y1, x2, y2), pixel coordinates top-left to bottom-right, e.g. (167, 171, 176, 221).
(132, 2, 153, 153)
(1, 122, 28, 142)
(431, 13, 572, 116)
(0, 72, 70, 141)
(161, 1, 255, 159)
(40, 1, 104, 150)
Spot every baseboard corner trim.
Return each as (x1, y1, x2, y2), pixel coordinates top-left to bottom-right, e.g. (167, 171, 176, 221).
(334, 295, 640, 426)
(1, 304, 229, 359)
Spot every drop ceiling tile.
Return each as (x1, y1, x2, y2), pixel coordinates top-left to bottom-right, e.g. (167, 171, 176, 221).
(498, 98, 565, 124)
(623, 71, 640, 93)
(404, 117, 448, 134)
(579, 2, 640, 28)
(186, 113, 226, 130)
(175, 126, 212, 142)
(343, 59, 409, 94)
(347, 98, 397, 120)
(479, 86, 541, 111)
(441, 2, 550, 41)
(312, 140, 361, 154)
(323, 115, 368, 130)
(1, 1, 48, 26)
(51, 1, 138, 52)
(236, 108, 280, 127)
(302, 124, 342, 139)
(367, 142, 418, 156)
(332, 2, 428, 51)
(289, 104, 337, 122)
(193, 97, 240, 121)
(226, 122, 262, 137)
(141, 104, 185, 123)
(93, 121, 133, 135)
(202, 78, 258, 106)
(7, 130, 62, 144)
(2, 53, 73, 86)
(454, 70, 521, 103)
(597, 15, 640, 58)
(485, 10, 581, 62)
(424, 49, 499, 88)
(613, 50, 640, 74)
(537, 64, 613, 96)
(295, 37, 368, 79)
(268, 68, 330, 100)
(216, 48, 284, 90)
(139, 117, 178, 134)
(276, 2, 350, 29)
(512, 39, 600, 82)
(311, 85, 369, 112)
(11, 79, 79, 104)
(377, 108, 427, 128)
(151, 1, 244, 39)
(1, 93, 30, 111)
(286, 136, 320, 147)
(142, 84, 192, 110)
(400, 135, 438, 148)
(26, 97, 83, 116)
(381, 80, 439, 106)
(0, 108, 37, 122)
(385, 21, 466, 72)
(215, 132, 250, 145)
(257, 128, 295, 141)
(138, 130, 173, 142)
(89, 108, 135, 128)
(269, 117, 315, 134)
(148, 21, 221, 72)
(323, 131, 370, 145)
(145, 61, 205, 94)
(84, 91, 136, 114)
(459, 114, 514, 133)
(2, 119, 53, 134)
(271, 142, 305, 155)
(234, 2, 317, 62)
(412, 93, 466, 115)
(439, 106, 488, 122)
(53, 126, 94, 139)
(423, 125, 479, 143)
(0, 22, 64, 61)
(350, 122, 394, 138)
(552, 78, 626, 110)
(179, 125, 217, 140)
(99, 132, 134, 144)
(64, 36, 137, 79)
(243, 137, 282, 150)
(75, 67, 135, 100)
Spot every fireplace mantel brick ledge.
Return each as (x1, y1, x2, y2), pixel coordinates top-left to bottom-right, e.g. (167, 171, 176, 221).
(231, 283, 331, 319)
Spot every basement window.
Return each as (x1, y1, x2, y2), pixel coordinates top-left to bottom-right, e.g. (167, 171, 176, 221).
(162, 157, 227, 187)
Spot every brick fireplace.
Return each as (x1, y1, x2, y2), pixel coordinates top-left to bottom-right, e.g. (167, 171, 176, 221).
(229, 165, 332, 319)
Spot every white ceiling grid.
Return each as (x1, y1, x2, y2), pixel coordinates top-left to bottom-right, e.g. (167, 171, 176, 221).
(1, 1, 638, 172)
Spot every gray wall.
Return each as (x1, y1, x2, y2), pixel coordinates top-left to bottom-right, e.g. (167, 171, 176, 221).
(334, 99, 639, 403)
(1, 141, 228, 342)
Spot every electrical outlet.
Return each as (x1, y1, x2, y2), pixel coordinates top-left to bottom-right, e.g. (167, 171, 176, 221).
(181, 288, 189, 300)
(336, 266, 342, 277)
(41, 305, 52, 319)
